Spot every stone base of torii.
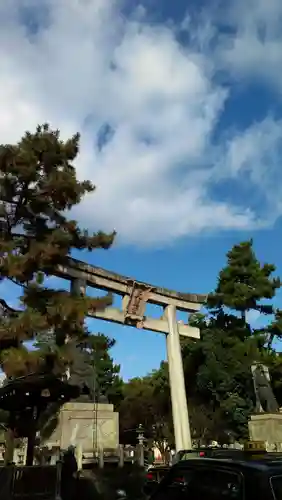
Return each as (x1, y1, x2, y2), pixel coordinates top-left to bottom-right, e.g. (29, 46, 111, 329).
(55, 257, 206, 452)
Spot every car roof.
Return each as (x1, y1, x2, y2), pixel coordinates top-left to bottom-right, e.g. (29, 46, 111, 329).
(174, 457, 282, 473)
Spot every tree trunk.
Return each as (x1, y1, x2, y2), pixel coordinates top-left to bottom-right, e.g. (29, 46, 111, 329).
(26, 430, 36, 466)
(26, 406, 38, 466)
(267, 333, 275, 351)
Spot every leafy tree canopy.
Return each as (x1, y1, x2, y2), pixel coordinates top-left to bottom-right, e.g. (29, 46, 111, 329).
(120, 240, 282, 445)
(208, 239, 280, 319)
(73, 333, 123, 406)
(0, 124, 115, 378)
(183, 239, 281, 441)
(183, 312, 260, 441)
(119, 362, 173, 455)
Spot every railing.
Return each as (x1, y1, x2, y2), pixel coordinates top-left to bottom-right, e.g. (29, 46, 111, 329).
(80, 444, 145, 468)
(0, 464, 61, 500)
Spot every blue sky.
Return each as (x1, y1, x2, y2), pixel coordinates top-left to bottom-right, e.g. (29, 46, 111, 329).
(1, 0, 282, 379)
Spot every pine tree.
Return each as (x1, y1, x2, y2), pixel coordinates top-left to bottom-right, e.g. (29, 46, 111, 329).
(265, 309, 282, 350)
(0, 123, 115, 378)
(34, 330, 56, 351)
(35, 331, 123, 403)
(208, 239, 280, 321)
(183, 312, 259, 441)
(183, 240, 281, 441)
(78, 333, 123, 406)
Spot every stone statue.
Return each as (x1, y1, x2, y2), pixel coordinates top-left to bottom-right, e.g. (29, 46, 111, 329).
(252, 363, 279, 413)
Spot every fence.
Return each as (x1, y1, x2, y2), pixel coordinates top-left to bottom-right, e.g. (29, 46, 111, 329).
(79, 444, 146, 469)
(0, 464, 61, 500)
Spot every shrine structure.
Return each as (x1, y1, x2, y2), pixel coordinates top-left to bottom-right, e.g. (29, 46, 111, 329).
(54, 258, 206, 452)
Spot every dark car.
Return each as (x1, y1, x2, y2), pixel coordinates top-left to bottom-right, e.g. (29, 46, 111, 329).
(175, 447, 245, 462)
(144, 448, 250, 493)
(143, 457, 282, 500)
(145, 466, 171, 491)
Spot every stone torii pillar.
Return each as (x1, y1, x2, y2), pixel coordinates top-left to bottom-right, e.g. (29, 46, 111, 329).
(165, 305, 191, 452)
(69, 275, 201, 453)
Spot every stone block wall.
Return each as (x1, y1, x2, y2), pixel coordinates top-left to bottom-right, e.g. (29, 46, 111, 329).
(46, 402, 119, 452)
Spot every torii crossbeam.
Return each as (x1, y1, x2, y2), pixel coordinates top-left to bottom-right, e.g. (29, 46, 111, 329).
(54, 257, 206, 452)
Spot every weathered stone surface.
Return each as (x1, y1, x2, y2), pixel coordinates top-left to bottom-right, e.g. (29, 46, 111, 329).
(251, 364, 279, 413)
(56, 256, 207, 309)
(249, 413, 282, 450)
(52, 255, 204, 455)
(47, 402, 119, 451)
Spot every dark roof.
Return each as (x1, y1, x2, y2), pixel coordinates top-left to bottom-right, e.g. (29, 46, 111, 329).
(175, 458, 282, 473)
(0, 373, 80, 411)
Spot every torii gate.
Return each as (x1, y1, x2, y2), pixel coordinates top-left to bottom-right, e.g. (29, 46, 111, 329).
(55, 257, 206, 452)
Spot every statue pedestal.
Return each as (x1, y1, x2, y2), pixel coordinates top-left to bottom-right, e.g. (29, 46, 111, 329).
(248, 413, 282, 451)
(47, 402, 119, 452)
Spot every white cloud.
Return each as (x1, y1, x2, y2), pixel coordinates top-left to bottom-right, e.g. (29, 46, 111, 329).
(217, 0, 282, 90)
(220, 117, 282, 215)
(0, 0, 281, 246)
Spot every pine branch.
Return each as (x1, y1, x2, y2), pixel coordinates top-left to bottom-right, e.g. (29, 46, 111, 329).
(0, 299, 20, 317)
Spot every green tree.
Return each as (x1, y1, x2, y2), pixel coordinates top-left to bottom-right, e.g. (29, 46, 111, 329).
(208, 239, 280, 321)
(77, 333, 123, 406)
(34, 331, 123, 441)
(34, 330, 56, 351)
(0, 124, 115, 441)
(119, 363, 173, 459)
(269, 351, 282, 407)
(183, 240, 280, 441)
(184, 312, 259, 441)
(264, 309, 282, 350)
(0, 123, 115, 375)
